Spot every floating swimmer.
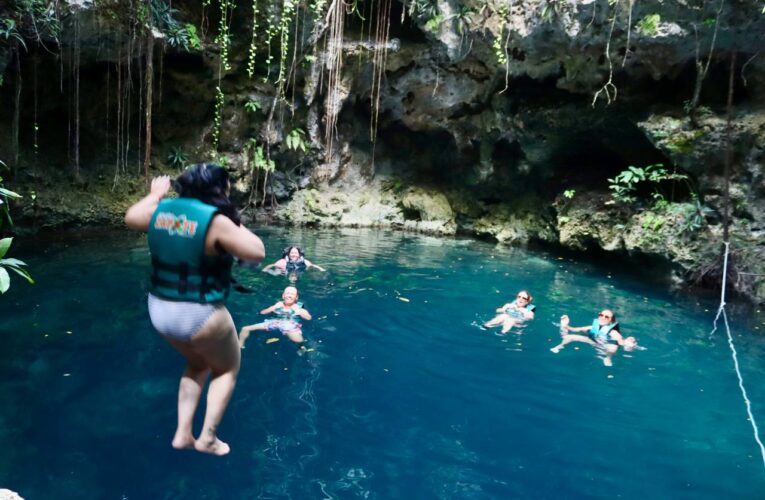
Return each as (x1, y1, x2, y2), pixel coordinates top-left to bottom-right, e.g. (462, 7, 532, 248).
(262, 246, 326, 274)
(239, 286, 312, 351)
(483, 290, 536, 333)
(551, 310, 638, 366)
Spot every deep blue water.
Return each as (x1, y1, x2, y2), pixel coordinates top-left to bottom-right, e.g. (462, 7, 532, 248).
(1, 227, 764, 499)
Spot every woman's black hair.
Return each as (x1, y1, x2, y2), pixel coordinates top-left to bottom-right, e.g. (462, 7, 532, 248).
(282, 246, 304, 259)
(173, 163, 241, 225)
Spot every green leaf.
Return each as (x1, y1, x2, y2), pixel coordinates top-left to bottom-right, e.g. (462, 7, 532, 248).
(0, 187, 22, 198)
(0, 267, 9, 293)
(0, 258, 26, 267)
(7, 265, 33, 284)
(0, 238, 11, 259)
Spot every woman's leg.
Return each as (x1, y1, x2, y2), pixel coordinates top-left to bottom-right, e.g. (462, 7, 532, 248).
(602, 344, 618, 366)
(285, 328, 305, 344)
(164, 338, 211, 449)
(186, 307, 241, 456)
(484, 314, 508, 328)
(501, 317, 520, 334)
(238, 323, 267, 349)
(551, 334, 595, 353)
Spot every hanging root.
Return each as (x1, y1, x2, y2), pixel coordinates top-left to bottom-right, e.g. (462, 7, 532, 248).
(592, 0, 619, 107)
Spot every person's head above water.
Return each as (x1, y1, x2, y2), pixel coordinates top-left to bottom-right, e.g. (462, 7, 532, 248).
(173, 163, 240, 225)
(516, 290, 533, 304)
(598, 309, 616, 325)
(282, 286, 299, 304)
(282, 246, 304, 262)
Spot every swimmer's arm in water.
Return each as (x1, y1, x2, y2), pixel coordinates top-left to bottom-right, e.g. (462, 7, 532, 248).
(609, 330, 625, 345)
(559, 314, 589, 332)
(304, 259, 326, 272)
(521, 308, 535, 320)
(260, 302, 280, 315)
(262, 259, 287, 272)
(209, 215, 265, 263)
(124, 175, 172, 231)
(497, 303, 513, 313)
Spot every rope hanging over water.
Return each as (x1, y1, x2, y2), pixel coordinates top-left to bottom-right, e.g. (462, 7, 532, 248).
(709, 241, 765, 470)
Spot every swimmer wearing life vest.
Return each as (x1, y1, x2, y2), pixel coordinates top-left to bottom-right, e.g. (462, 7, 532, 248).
(125, 165, 266, 456)
(239, 285, 312, 351)
(262, 246, 326, 274)
(550, 310, 638, 366)
(483, 290, 536, 333)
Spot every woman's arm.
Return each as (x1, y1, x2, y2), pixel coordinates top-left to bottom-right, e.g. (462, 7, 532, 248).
(295, 306, 312, 321)
(260, 303, 279, 315)
(304, 259, 326, 272)
(209, 215, 266, 263)
(609, 330, 625, 345)
(496, 303, 512, 313)
(124, 176, 171, 231)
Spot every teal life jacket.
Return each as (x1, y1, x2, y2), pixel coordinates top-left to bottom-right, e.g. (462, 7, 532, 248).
(505, 302, 536, 319)
(274, 302, 303, 323)
(148, 198, 233, 304)
(590, 319, 619, 343)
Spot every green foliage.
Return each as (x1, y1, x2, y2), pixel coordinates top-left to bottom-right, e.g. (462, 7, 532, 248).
(284, 128, 308, 153)
(664, 129, 707, 154)
(607, 163, 688, 205)
(0, 237, 34, 294)
(0, 160, 22, 229)
(563, 189, 576, 199)
(636, 14, 661, 36)
(682, 195, 714, 233)
(244, 99, 261, 113)
(541, 0, 563, 24)
(167, 147, 188, 168)
(408, 0, 439, 22)
(246, 139, 275, 172)
(451, 6, 475, 35)
(0, 19, 26, 50)
(425, 14, 443, 32)
(702, 18, 717, 28)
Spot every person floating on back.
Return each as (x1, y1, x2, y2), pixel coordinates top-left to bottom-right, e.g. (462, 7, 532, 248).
(262, 246, 326, 274)
(124, 164, 266, 456)
(239, 285, 312, 351)
(550, 310, 637, 366)
(483, 290, 536, 333)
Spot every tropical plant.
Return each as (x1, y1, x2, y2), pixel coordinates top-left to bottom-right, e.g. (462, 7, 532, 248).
(167, 147, 188, 168)
(0, 160, 22, 228)
(0, 237, 34, 294)
(563, 189, 576, 199)
(607, 163, 688, 205)
(284, 128, 308, 153)
(636, 14, 660, 36)
(244, 99, 260, 113)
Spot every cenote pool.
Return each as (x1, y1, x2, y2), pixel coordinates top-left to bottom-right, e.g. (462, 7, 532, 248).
(1, 227, 764, 499)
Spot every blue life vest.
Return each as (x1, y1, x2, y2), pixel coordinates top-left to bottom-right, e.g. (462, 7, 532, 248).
(590, 319, 619, 343)
(505, 302, 536, 319)
(285, 257, 307, 272)
(147, 198, 233, 304)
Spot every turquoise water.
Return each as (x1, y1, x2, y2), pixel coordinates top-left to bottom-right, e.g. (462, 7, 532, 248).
(1, 227, 764, 499)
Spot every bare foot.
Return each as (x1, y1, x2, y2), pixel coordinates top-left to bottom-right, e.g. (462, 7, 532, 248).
(551, 346, 562, 353)
(194, 436, 231, 456)
(171, 433, 195, 450)
(603, 357, 613, 367)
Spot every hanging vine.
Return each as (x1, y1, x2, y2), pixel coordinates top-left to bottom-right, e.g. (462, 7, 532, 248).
(212, 0, 232, 151)
(246, 0, 260, 79)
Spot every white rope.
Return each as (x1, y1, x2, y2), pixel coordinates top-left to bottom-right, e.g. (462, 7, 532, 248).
(710, 241, 765, 470)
